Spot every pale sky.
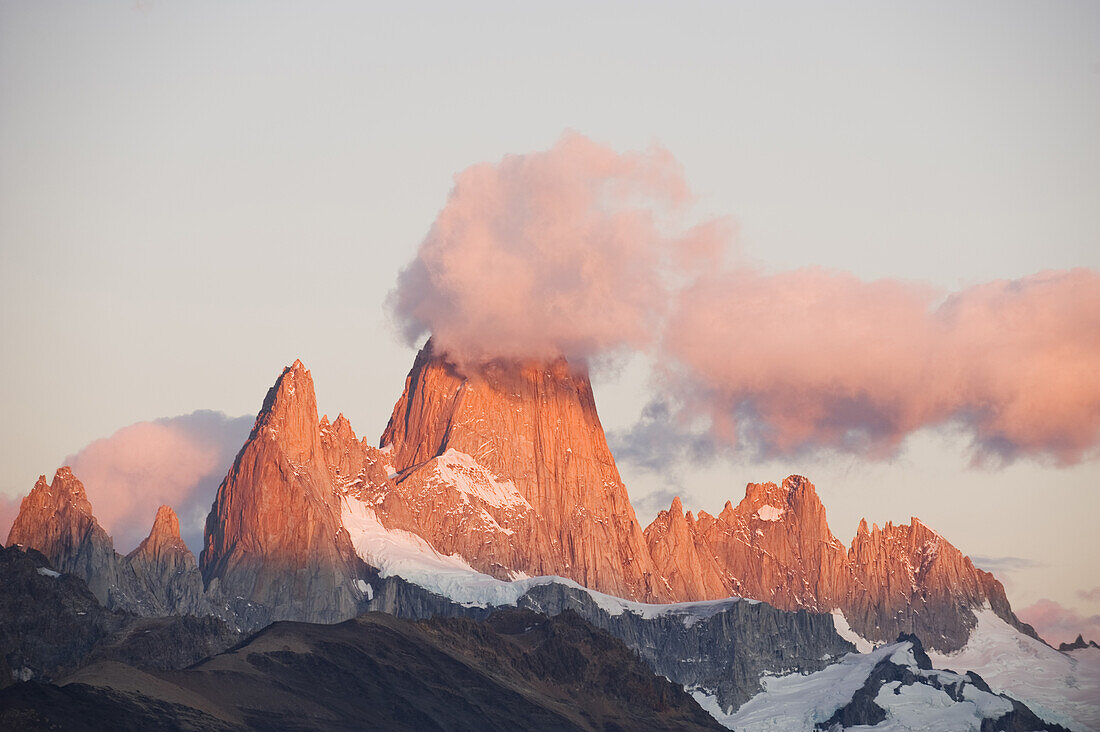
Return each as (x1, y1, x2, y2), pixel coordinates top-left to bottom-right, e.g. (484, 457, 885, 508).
(2, 1, 1098, 636)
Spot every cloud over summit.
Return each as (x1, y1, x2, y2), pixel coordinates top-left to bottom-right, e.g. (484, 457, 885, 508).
(659, 267, 1100, 464)
(392, 133, 1100, 466)
(390, 131, 728, 365)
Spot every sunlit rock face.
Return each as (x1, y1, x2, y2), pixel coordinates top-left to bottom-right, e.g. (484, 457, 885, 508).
(644, 477, 1036, 652)
(6, 467, 131, 608)
(378, 338, 668, 602)
(199, 360, 366, 624)
(7, 351, 1034, 654)
(6, 470, 206, 617)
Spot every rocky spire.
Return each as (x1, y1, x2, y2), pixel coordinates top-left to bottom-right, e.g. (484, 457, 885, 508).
(130, 505, 188, 560)
(6, 468, 124, 606)
(5, 467, 165, 613)
(378, 338, 667, 601)
(643, 496, 727, 601)
(643, 476, 1036, 651)
(127, 506, 208, 617)
(200, 360, 365, 625)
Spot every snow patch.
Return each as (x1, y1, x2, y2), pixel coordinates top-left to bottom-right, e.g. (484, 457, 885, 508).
(339, 495, 754, 623)
(355, 579, 374, 600)
(720, 643, 901, 729)
(754, 504, 784, 522)
(871, 679, 1011, 731)
(36, 567, 60, 578)
(710, 640, 1019, 731)
(425, 449, 532, 511)
(928, 608, 1100, 731)
(830, 610, 875, 654)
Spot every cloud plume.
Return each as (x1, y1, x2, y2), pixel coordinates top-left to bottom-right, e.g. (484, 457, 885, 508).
(65, 410, 252, 553)
(390, 131, 727, 365)
(393, 133, 1100, 465)
(657, 267, 1100, 464)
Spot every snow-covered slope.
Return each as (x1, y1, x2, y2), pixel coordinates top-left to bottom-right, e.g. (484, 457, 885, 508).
(706, 639, 1051, 731)
(340, 496, 753, 624)
(928, 608, 1100, 731)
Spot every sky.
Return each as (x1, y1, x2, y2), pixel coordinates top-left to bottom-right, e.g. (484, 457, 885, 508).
(1, 1, 1098, 643)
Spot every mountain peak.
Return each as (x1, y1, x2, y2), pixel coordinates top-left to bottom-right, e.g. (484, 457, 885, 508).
(782, 474, 812, 493)
(252, 360, 321, 462)
(151, 505, 180, 537)
(669, 496, 684, 516)
(377, 338, 665, 601)
(129, 505, 188, 561)
(9, 468, 94, 542)
(201, 361, 363, 623)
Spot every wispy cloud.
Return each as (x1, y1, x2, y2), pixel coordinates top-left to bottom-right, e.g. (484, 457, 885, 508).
(970, 555, 1045, 574)
(1017, 598, 1100, 646)
(1078, 587, 1100, 603)
(660, 268, 1100, 465)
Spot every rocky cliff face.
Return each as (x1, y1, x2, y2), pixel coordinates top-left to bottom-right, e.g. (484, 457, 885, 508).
(4, 468, 167, 614)
(200, 360, 368, 624)
(6, 470, 214, 618)
(644, 477, 1036, 651)
(646, 476, 851, 610)
(843, 517, 1034, 649)
(378, 339, 667, 601)
(7, 468, 130, 608)
(126, 506, 209, 617)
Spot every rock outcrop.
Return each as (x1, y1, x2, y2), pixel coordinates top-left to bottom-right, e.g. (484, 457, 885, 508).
(200, 360, 368, 624)
(843, 516, 1031, 649)
(377, 339, 667, 601)
(644, 477, 1037, 651)
(646, 476, 851, 609)
(1059, 634, 1100, 651)
(0, 545, 238, 688)
(5, 469, 214, 618)
(5, 468, 156, 613)
(126, 506, 209, 617)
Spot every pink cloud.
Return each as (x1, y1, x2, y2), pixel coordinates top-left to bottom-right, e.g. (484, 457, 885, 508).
(0, 493, 22, 546)
(390, 131, 728, 365)
(392, 134, 1100, 465)
(659, 267, 1100, 464)
(64, 410, 252, 554)
(1017, 598, 1100, 646)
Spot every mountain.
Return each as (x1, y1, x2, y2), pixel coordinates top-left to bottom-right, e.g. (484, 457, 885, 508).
(6, 468, 135, 609)
(126, 506, 208, 617)
(927, 607, 1100, 731)
(200, 360, 369, 625)
(377, 339, 667, 601)
(1059, 634, 1100, 651)
(644, 476, 1037, 652)
(1, 609, 725, 731)
(2, 539, 1080, 731)
(8, 354, 1092, 727)
(2, 468, 187, 616)
(0, 544, 238, 689)
(713, 632, 1068, 731)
